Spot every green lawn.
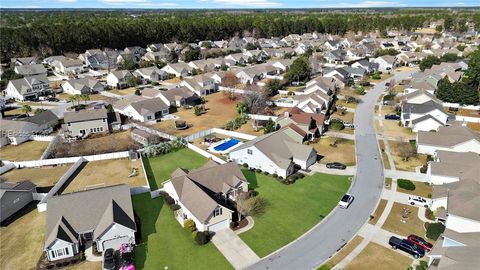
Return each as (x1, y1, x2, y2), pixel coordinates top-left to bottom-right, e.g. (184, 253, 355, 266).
(143, 148, 207, 189)
(132, 193, 232, 270)
(240, 170, 351, 257)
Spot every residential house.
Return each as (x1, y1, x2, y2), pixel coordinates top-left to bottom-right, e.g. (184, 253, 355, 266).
(0, 120, 52, 147)
(133, 67, 169, 83)
(339, 67, 367, 81)
(51, 58, 84, 74)
(146, 43, 164, 52)
(235, 65, 278, 85)
(123, 46, 146, 63)
(294, 91, 332, 114)
(276, 107, 325, 140)
(401, 89, 441, 105)
(401, 100, 449, 132)
(161, 63, 192, 77)
(0, 180, 36, 223)
(14, 64, 47, 77)
(130, 128, 161, 146)
(324, 49, 348, 64)
(163, 161, 248, 232)
(84, 49, 119, 70)
(427, 150, 480, 185)
(114, 97, 169, 123)
(141, 51, 169, 63)
(63, 108, 120, 138)
(4, 75, 52, 101)
(44, 185, 136, 261)
(180, 75, 217, 96)
(62, 78, 104, 95)
(11, 57, 38, 66)
(156, 87, 199, 107)
(351, 59, 379, 74)
(106, 70, 134, 89)
(373, 55, 398, 72)
(417, 124, 480, 155)
(224, 53, 248, 66)
(228, 130, 318, 178)
(22, 110, 59, 131)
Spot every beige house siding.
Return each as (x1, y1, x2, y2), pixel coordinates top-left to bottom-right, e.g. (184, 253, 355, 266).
(65, 118, 109, 137)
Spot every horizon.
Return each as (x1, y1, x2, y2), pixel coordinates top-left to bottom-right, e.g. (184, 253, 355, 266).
(1, 0, 479, 10)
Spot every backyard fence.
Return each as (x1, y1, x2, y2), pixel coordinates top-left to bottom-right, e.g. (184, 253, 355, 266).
(218, 86, 255, 95)
(443, 102, 480, 110)
(5, 151, 130, 168)
(30, 135, 55, 142)
(184, 128, 256, 142)
(248, 114, 279, 121)
(126, 123, 177, 140)
(40, 135, 61, 160)
(37, 158, 86, 212)
(455, 115, 480, 123)
(187, 143, 226, 164)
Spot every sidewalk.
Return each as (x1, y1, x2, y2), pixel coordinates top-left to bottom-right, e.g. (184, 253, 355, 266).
(384, 170, 429, 182)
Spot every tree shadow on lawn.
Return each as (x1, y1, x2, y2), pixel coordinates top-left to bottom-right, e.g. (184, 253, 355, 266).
(132, 193, 164, 270)
(142, 156, 159, 190)
(241, 168, 258, 189)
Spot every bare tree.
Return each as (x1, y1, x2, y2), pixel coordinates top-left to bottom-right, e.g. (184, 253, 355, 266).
(396, 142, 417, 161)
(222, 71, 240, 100)
(236, 195, 267, 219)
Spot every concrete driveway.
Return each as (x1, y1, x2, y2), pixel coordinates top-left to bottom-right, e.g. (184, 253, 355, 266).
(246, 71, 415, 270)
(211, 229, 260, 270)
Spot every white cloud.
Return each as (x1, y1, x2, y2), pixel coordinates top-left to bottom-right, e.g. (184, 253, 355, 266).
(56, 0, 77, 3)
(206, 0, 282, 7)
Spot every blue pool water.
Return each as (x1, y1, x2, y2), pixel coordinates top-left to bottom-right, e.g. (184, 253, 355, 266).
(214, 138, 241, 151)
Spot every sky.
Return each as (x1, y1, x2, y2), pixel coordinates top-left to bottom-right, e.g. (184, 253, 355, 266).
(1, 0, 479, 9)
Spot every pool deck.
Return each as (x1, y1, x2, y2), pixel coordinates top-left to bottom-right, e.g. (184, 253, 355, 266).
(208, 138, 243, 154)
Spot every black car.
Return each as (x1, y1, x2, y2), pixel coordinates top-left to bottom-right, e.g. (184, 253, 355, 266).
(388, 236, 425, 259)
(103, 248, 115, 270)
(385, 114, 400, 120)
(326, 162, 347, 170)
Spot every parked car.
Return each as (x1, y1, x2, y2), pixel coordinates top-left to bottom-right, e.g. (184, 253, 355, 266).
(103, 248, 115, 270)
(120, 243, 135, 270)
(389, 236, 425, 259)
(344, 122, 355, 129)
(385, 114, 400, 120)
(326, 162, 347, 170)
(408, 196, 430, 208)
(408, 234, 433, 252)
(338, 193, 354, 209)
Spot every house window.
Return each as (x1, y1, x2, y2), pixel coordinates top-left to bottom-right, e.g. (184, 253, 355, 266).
(213, 208, 222, 217)
(100, 127, 103, 132)
(147, 116, 152, 120)
(67, 123, 71, 126)
(247, 149, 253, 155)
(103, 119, 106, 122)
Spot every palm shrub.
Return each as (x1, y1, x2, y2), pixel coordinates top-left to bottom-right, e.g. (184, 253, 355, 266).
(184, 219, 197, 232)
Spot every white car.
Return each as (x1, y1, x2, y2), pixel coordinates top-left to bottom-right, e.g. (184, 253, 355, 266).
(338, 193, 354, 208)
(408, 196, 430, 208)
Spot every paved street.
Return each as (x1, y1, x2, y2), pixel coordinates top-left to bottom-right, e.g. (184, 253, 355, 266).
(246, 71, 414, 270)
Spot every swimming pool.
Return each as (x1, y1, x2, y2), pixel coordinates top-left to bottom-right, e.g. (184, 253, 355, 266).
(213, 138, 241, 152)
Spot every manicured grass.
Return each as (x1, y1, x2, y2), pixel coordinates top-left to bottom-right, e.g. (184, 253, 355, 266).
(382, 203, 429, 240)
(0, 206, 46, 270)
(62, 159, 146, 193)
(335, 99, 358, 109)
(2, 165, 71, 187)
(132, 193, 232, 270)
(384, 177, 392, 189)
(344, 242, 412, 270)
(110, 87, 137, 96)
(378, 140, 391, 170)
(143, 148, 207, 190)
(369, 199, 388, 225)
(0, 140, 49, 161)
(239, 170, 351, 257)
(312, 137, 356, 166)
(397, 180, 432, 198)
(318, 236, 364, 270)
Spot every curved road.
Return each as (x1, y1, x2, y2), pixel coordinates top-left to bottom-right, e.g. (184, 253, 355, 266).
(246, 71, 413, 270)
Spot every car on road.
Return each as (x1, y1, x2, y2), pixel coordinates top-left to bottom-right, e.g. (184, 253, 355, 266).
(388, 236, 425, 259)
(385, 114, 400, 120)
(338, 193, 354, 209)
(408, 196, 430, 208)
(407, 234, 433, 252)
(326, 162, 347, 170)
(103, 248, 115, 270)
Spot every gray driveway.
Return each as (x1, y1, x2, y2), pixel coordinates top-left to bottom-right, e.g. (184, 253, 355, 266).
(246, 71, 414, 270)
(211, 229, 260, 270)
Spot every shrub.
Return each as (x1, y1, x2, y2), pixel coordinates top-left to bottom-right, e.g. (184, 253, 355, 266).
(398, 179, 416, 191)
(354, 87, 366, 95)
(416, 261, 428, 270)
(330, 119, 345, 130)
(163, 193, 175, 206)
(230, 221, 238, 228)
(248, 190, 258, 197)
(425, 208, 435, 221)
(184, 219, 197, 232)
(151, 81, 159, 86)
(194, 231, 210, 245)
(278, 176, 283, 180)
(170, 204, 181, 211)
(191, 230, 198, 240)
(371, 73, 381, 80)
(426, 222, 445, 241)
(255, 168, 262, 173)
(242, 163, 249, 168)
(263, 171, 269, 175)
(272, 173, 278, 178)
(237, 196, 268, 217)
(420, 165, 428, 174)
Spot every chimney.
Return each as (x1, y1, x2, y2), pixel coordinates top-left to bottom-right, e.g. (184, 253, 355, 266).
(284, 111, 290, 118)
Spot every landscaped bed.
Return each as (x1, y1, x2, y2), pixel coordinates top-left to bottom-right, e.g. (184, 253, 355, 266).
(1, 165, 71, 187)
(151, 92, 239, 137)
(0, 206, 46, 270)
(61, 158, 146, 193)
(239, 170, 351, 257)
(382, 202, 429, 239)
(311, 137, 356, 166)
(344, 242, 412, 270)
(0, 140, 49, 161)
(132, 193, 232, 270)
(142, 148, 207, 190)
(397, 180, 432, 198)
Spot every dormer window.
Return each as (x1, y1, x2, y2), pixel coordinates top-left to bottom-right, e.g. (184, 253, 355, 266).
(213, 207, 222, 217)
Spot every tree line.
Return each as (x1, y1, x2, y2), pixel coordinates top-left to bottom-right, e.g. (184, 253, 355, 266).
(1, 10, 478, 62)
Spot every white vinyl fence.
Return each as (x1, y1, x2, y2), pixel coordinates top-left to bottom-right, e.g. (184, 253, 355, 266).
(126, 123, 176, 140)
(187, 143, 226, 164)
(184, 128, 256, 142)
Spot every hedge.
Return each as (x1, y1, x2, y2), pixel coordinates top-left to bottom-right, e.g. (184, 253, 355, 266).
(426, 222, 445, 241)
(398, 179, 416, 191)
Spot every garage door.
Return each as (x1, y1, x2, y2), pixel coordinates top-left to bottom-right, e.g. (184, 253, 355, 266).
(102, 236, 130, 251)
(208, 220, 230, 232)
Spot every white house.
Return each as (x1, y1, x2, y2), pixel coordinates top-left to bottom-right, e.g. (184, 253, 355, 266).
(372, 55, 398, 72)
(114, 97, 169, 123)
(401, 100, 449, 132)
(4, 75, 52, 101)
(133, 67, 169, 82)
(106, 70, 134, 89)
(161, 63, 191, 77)
(228, 131, 317, 178)
(51, 58, 84, 74)
(417, 124, 480, 155)
(62, 78, 104, 95)
(163, 161, 248, 232)
(14, 64, 47, 77)
(427, 151, 479, 185)
(44, 185, 136, 261)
